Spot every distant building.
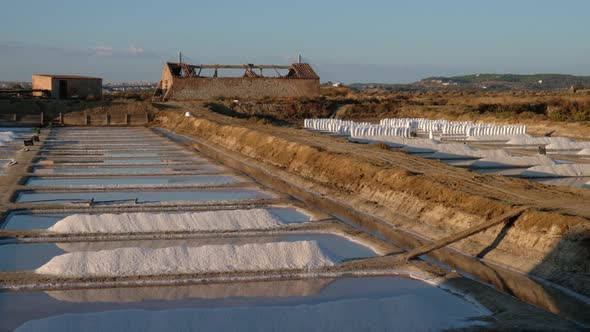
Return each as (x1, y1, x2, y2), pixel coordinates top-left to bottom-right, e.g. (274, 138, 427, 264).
(154, 62, 320, 101)
(32, 74, 102, 100)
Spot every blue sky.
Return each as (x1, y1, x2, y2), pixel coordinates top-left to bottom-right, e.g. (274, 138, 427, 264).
(1, 0, 589, 83)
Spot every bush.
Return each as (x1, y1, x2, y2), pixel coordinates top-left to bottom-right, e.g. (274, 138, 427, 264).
(546, 99, 590, 121)
(547, 105, 571, 121)
(474, 103, 546, 115)
(320, 87, 350, 97)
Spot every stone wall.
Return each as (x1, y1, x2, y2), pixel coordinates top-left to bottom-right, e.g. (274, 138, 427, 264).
(168, 77, 319, 100)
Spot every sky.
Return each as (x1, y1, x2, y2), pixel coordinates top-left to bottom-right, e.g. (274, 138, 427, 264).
(1, 0, 589, 83)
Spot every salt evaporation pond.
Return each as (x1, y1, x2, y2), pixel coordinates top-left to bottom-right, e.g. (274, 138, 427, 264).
(0, 128, 31, 175)
(39, 151, 194, 158)
(1, 207, 312, 230)
(0, 233, 375, 271)
(39, 147, 188, 153)
(40, 147, 182, 153)
(15, 188, 274, 205)
(34, 157, 204, 165)
(32, 165, 219, 175)
(42, 140, 177, 145)
(0, 276, 490, 332)
(25, 175, 241, 187)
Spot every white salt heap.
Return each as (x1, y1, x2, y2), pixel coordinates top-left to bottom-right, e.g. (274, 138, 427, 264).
(544, 138, 590, 150)
(505, 135, 554, 145)
(48, 209, 285, 234)
(0, 131, 17, 143)
(470, 155, 556, 168)
(35, 240, 337, 277)
(465, 135, 513, 141)
(426, 144, 512, 160)
(519, 164, 590, 178)
(577, 148, 590, 156)
(351, 135, 514, 159)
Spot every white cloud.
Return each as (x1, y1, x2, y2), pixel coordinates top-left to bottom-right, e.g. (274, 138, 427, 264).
(86, 45, 145, 57)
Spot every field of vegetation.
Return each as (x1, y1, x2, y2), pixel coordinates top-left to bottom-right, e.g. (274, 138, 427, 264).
(207, 87, 590, 122)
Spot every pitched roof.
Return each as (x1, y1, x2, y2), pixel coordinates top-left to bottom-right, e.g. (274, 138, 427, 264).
(286, 63, 320, 79)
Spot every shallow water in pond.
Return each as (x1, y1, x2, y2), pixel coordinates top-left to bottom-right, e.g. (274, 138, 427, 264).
(40, 147, 186, 153)
(15, 188, 274, 205)
(40, 151, 194, 157)
(25, 175, 240, 187)
(43, 139, 174, 144)
(0, 276, 489, 332)
(2, 207, 312, 230)
(0, 233, 375, 271)
(32, 165, 219, 175)
(35, 157, 205, 165)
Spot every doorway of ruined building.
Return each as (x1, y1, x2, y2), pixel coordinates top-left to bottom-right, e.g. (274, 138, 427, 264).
(58, 80, 68, 99)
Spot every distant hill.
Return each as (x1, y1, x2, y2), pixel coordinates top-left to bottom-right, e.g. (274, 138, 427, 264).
(349, 74, 590, 91)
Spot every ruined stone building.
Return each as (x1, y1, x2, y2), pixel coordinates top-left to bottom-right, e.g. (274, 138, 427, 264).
(153, 63, 320, 101)
(32, 75, 102, 100)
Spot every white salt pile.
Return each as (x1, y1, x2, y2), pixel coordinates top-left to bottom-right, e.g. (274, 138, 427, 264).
(352, 135, 440, 152)
(578, 148, 590, 156)
(426, 145, 512, 160)
(545, 139, 590, 150)
(0, 131, 17, 143)
(519, 164, 590, 178)
(470, 155, 555, 168)
(465, 135, 513, 142)
(15, 293, 490, 332)
(48, 209, 285, 234)
(423, 145, 480, 159)
(352, 135, 515, 159)
(505, 135, 554, 145)
(35, 241, 337, 277)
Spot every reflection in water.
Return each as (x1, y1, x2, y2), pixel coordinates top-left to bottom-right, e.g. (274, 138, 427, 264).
(46, 278, 334, 303)
(7, 277, 489, 332)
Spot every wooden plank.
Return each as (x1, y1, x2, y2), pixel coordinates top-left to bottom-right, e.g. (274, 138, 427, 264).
(404, 207, 527, 261)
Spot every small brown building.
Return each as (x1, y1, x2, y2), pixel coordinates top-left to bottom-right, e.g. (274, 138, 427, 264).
(32, 74, 102, 100)
(154, 63, 320, 101)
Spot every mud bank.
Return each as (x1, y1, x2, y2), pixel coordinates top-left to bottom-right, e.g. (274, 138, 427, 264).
(152, 110, 590, 300)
